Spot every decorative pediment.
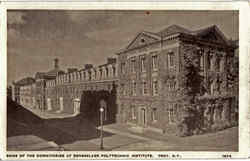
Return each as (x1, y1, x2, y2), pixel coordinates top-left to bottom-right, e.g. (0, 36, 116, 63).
(195, 25, 229, 45)
(126, 31, 161, 50)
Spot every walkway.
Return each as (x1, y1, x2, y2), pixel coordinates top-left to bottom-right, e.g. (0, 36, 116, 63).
(22, 106, 75, 119)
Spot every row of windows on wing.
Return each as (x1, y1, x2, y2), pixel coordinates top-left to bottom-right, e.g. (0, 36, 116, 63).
(198, 49, 227, 72)
(120, 79, 159, 96)
(120, 79, 177, 97)
(46, 66, 117, 87)
(20, 97, 35, 106)
(121, 52, 176, 74)
(20, 87, 34, 95)
(129, 104, 178, 124)
(46, 84, 113, 97)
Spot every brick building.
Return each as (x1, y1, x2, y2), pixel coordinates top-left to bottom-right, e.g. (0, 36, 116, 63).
(115, 25, 238, 133)
(11, 24, 238, 134)
(45, 57, 118, 115)
(35, 58, 65, 111)
(12, 77, 36, 104)
(20, 82, 36, 108)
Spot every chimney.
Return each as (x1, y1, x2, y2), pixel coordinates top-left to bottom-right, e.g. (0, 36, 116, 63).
(67, 68, 78, 73)
(54, 58, 59, 69)
(84, 64, 93, 70)
(107, 58, 116, 64)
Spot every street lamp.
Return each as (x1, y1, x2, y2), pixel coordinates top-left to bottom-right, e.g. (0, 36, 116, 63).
(99, 107, 104, 150)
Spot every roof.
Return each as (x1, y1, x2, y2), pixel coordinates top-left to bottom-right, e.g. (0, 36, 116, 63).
(15, 77, 35, 86)
(46, 68, 65, 77)
(157, 24, 191, 37)
(35, 72, 46, 79)
(117, 24, 231, 54)
(35, 68, 65, 80)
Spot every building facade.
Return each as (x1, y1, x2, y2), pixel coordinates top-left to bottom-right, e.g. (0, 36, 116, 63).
(11, 24, 238, 134)
(45, 57, 118, 115)
(115, 25, 238, 133)
(12, 77, 36, 104)
(20, 83, 36, 108)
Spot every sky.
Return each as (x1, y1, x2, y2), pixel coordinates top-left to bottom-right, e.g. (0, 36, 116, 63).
(7, 10, 238, 84)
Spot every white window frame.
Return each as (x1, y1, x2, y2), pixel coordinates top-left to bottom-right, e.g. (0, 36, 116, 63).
(168, 52, 175, 68)
(152, 54, 158, 71)
(152, 79, 158, 96)
(142, 80, 148, 95)
(131, 58, 136, 73)
(121, 62, 126, 74)
(168, 104, 175, 123)
(140, 55, 146, 72)
(132, 80, 136, 96)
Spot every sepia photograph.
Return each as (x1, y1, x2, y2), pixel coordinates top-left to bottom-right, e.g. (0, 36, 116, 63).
(7, 10, 239, 152)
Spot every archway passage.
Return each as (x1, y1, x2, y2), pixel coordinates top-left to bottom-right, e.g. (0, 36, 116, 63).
(79, 89, 117, 126)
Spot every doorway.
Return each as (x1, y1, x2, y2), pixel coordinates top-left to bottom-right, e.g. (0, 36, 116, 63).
(59, 97, 64, 112)
(73, 98, 81, 115)
(47, 98, 52, 111)
(140, 107, 147, 127)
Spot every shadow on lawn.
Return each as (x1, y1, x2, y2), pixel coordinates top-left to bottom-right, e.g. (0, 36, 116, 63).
(7, 98, 114, 146)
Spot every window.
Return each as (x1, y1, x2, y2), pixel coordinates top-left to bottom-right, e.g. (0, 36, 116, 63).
(121, 62, 125, 74)
(153, 80, 158, 96)
(199, 49, 204, 70)
(120, 83, 125, 95)
(106, 67, 109, 77)
(220, 58, 224, 72)
(131, 58, 136, 73)
(200, 55, 204, 70)
(94, 70, 97, 80)
(140, 38, 145, 44)
(88, 71, 91, 81)
(142, 80, 148, 95)
(168, 105, 175, 123)
(152, 54, 158, 70)
(140, 56, 146, 72)
(152, 108, 157, 122)
(168, 52, 175, 68)
(210, 81, 214, 95)
(216, 57, 220, 72)
(169, 81, 176, 91)
(132, 81, 136, 96)
(207, 56, 211, 70)
(112, 66, 116, 77)
(99, 69, 102, 79)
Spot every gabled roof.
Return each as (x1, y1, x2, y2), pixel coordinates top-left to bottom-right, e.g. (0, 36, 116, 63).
(191, 25, 229, 45)
(126, 31, 161, 50)
(157, 24, 191, 37)
(118, 24, 231, 55)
